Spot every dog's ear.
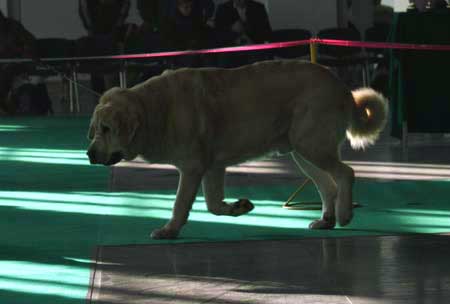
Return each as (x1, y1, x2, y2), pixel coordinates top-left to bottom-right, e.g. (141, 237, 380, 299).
(104, 88, 141, 146)
(109, 99, 140, 147)
(116, 111, 139, 146)
(87, 116, 96, 140)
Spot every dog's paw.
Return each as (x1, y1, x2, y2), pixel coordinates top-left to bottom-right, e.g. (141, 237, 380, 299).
(309, 218, 336, 230)
(337, 211, 353, 227)
(150, 227, 179, 240)
(231, 198, 254, 216)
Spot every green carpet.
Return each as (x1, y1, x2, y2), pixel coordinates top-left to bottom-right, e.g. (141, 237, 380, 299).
(1, 117, 450, 303)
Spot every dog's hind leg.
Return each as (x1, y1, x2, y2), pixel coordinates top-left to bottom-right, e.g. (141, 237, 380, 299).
(291, 151, 338, 229)
(202, 167, 254, 216)
(329, 160, 355, 227)
(292, 149, 355, 228)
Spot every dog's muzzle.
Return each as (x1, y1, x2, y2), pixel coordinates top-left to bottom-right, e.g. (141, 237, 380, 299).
(87, 149, 123, 166)
(87, 148, 98, 164)
(105, 152, 124, 166)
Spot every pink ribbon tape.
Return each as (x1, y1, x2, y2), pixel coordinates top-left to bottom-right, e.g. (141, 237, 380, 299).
(1, 38, 449, 63)
(109, 38, 450, 60)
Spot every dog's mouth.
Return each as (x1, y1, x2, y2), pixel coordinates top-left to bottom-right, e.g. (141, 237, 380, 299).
(104, 152, 124, 166)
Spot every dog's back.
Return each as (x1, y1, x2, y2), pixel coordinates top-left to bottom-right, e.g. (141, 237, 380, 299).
(149, 60, 352, 165)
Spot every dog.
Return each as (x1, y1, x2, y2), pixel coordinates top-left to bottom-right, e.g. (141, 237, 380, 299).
(87, 59, 388, 239)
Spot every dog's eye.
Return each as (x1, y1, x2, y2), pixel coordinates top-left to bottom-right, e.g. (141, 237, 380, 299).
(101, 124, 110, 134)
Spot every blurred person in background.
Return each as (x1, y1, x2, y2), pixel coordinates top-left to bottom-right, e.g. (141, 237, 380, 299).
(0, 9, 44, 115)
(124, 0, 163, 86)
(79, 0, 130, 41)
(137, 0, 160, 35)
(215, 0, 272, 46)
(215, 0, 272, 67)
(78, 0, 131, 94)
(130, 0, 161, 53)
(160, 0, 213, 67)
(374, 0, 394, 26)
(413, 0, 448, 11)
(429, 0, 449, 10)
(0, 9, 35, 59)
(135, 0, 215, 52)
(161, 0, 211, 51)
(161, 0, 215, 26)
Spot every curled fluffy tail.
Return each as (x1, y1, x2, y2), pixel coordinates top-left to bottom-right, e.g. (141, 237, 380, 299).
(346, 88, 389, 150)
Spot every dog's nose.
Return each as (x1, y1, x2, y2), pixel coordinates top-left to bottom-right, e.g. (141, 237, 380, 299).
(87, 149, 97, 164)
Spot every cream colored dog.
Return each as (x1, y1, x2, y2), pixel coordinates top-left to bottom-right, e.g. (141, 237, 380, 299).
(87, 60, 388, 239)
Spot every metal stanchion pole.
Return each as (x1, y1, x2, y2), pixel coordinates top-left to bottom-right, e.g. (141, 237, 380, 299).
(283, 39, 321, 210)
(310, 39, 318, 64)
(69, 67, 74, 113)
(402, 120, 408, 159)
(72, 68, 80, 113)
(119, 61, 128, 89)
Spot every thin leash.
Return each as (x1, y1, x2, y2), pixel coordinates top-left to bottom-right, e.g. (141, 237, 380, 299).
(36, 61, 103, 98)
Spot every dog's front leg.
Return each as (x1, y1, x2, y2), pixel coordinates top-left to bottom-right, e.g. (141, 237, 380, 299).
(151, 168, 203, 239)
(203, 167, 254, 216)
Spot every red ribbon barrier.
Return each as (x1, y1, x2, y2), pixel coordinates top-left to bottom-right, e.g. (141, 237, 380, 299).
(111, 39, 311, 60)
(110, 38, 450, 60)
(0, 38, 449, 63)
(313, 38, 450, 51)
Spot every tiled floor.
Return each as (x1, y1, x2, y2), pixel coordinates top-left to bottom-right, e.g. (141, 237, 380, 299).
(90, 235, 450, 304)
(95, 130, 450, 304)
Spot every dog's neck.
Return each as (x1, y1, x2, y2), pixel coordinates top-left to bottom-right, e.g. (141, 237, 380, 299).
(131, 83, 171, 163)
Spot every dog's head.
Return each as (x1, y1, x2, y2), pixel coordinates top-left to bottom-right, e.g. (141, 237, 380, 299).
(87, 88, 140, 166)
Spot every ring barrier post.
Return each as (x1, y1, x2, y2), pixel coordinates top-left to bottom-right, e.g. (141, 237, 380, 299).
(309, 38, 318, 64)
(282, 37, 322, 210)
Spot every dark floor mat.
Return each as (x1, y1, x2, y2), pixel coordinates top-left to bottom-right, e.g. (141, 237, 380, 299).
(89, 234, 450, 304)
